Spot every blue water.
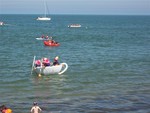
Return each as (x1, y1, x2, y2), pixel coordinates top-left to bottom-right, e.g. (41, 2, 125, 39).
(0, 15, 150, 113)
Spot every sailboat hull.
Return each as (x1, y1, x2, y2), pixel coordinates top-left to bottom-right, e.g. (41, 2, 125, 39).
(37, 17, 51, 21)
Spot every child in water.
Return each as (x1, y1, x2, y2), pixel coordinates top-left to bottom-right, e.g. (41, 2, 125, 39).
(30, 102, 42, 113)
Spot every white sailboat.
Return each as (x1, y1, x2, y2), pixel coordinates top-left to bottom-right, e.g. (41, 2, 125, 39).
(37, 0, 51, 21)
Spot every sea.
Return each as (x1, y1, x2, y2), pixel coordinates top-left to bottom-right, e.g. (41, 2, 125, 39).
(0, 14, 150, 113)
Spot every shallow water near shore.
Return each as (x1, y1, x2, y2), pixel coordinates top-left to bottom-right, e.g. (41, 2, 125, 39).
(0, 15, 150, 113)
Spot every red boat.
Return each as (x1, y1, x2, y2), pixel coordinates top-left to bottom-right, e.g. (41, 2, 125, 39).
(43, 40, 60, 47)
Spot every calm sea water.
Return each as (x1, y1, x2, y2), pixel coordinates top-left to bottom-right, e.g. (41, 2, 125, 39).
(0, 15, 150, 113)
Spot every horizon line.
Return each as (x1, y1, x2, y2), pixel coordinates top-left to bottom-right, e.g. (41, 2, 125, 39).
(1, 13, 150, 16)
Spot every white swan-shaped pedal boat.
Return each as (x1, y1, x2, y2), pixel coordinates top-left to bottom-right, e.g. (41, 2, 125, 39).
(31, 56, 68, 76)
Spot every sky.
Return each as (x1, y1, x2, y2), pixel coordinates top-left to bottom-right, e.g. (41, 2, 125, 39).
(0, 0, 150, 15)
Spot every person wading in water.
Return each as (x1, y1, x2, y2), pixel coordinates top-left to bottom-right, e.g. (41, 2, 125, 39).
(30, 102, 42, 113)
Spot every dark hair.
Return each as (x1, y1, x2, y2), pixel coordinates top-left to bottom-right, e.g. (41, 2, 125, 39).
(0, 105, 7, 111)
(33, 102, 37, 106)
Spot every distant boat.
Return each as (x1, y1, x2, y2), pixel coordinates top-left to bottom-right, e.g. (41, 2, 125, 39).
(36, 35, 52, 40)
(36, 37, 49, 40)
(37, 17, 51, 21)
(68, 24, 81, 28)
(0, 21, 4, 26)
(37, 0, 51, 21)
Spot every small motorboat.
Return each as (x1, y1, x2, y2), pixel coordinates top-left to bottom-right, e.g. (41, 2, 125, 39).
(68, 24, 81, 28)
(43, 40, 60, 47)
(31, 56, 68, 76)
(0, 22, 4, 26)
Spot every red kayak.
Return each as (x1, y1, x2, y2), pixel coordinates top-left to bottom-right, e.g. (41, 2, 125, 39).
(43, 40, 60, 47)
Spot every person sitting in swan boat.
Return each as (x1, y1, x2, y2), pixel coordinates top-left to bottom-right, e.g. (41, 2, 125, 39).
(42, 57, 50, 66)
(35, 60, 41, 67)
(53, 56, 59, 66)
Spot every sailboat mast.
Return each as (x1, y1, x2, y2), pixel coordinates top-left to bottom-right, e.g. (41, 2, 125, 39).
(44, 0, 46, 17)
(36, 0, 50, 20)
